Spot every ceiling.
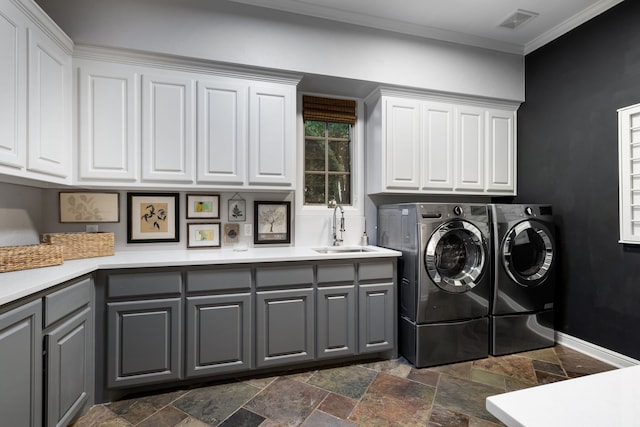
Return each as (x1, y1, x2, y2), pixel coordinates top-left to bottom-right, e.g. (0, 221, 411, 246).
(226, 0, 623, 54)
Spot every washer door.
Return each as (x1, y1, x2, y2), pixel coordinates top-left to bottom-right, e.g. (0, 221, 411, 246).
(502, 220, 554, 287)
(424, 220, 486, 293)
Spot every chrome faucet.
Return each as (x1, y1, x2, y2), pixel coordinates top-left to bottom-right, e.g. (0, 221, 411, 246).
(329, 199, 345, 246)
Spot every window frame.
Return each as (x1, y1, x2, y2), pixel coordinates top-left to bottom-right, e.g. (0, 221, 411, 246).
(303, 120, 353, 206)
(295, 93, 364, 216)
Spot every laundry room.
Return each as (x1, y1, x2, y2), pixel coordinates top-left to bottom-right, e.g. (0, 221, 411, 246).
(2, 0, 640, 426)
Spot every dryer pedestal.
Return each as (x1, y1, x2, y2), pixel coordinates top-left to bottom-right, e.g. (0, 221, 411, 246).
(400, 316, 489, 368)
(490, 310, 555, 356)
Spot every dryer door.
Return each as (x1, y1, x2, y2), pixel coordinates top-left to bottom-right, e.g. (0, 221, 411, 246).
(424, 220, 486, 293)
(502, 220, 554, 287)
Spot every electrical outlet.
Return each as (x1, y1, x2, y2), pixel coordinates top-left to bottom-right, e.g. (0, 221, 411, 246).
(86, 224, 99, 233)
(244, 224, 252, 237)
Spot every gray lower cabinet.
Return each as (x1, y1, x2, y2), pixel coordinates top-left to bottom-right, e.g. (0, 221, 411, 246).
(107, 298, 182, 388)
(186, 293, 251, 377)
(358, 261, 396, 354)
(43, 277, 93, 427)
(0, 299, 42, 427)
(256, 288, 315, 367)
(316, 263, 357, 359)
(317, 286, 356, 359)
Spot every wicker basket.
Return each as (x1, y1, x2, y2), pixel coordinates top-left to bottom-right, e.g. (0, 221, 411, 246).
(0, 244, 64, 273)
(41, 232, 115, 260)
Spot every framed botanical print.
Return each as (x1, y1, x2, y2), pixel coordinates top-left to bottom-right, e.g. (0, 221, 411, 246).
(59, 192, 119, 223)
(186, 194, 220, 219)
(254, 201, 291, 244)
(228, 197, 246, 222)
(127, 193, 179, 243)
(187, 223, 221, 248)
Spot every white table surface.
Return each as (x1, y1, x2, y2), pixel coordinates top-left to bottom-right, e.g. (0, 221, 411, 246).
(0, 246, 400, 306)
(486, 364, 639, 426)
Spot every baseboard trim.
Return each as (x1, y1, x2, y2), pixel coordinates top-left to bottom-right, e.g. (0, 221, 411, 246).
(556, 332, 639, 368)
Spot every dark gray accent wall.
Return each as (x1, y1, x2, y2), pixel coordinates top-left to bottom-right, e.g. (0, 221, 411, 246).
(517, 1, 640, 359)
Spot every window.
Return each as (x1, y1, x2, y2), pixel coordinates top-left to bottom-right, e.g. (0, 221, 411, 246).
(303, 96, 356, 206)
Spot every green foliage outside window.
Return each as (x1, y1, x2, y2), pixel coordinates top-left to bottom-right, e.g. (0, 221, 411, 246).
(304, 121, 352, 205)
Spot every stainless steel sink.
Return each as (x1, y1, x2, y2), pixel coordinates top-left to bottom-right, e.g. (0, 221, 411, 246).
(312, 246, 375, 254)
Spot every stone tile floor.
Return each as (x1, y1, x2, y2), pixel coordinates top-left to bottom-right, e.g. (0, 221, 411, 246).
(71, 345, 616, 426)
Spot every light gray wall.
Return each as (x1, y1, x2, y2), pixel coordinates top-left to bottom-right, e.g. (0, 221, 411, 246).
(0, 182, 45, 246)
(35, 0, 524, 101)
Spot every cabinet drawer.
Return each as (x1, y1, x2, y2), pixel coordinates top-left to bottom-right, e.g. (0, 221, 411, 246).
(317, 263, 355, 286)
(255, 265, 313, 288)
(186, 268, 251, 293)
(359, 261, 394, 282)
(107, 271, 182, 298)
(44, 277, 91, 327)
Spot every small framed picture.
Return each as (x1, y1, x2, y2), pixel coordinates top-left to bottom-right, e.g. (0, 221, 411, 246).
(59, 192, 120, 223)
(228, 198, 246, 222)
(186, 194, 220, 219)
(127, 193, 179, 243)
(254, 201, 291, 244)
(187, 223, 221, 248)
(224, 223, 240, 244)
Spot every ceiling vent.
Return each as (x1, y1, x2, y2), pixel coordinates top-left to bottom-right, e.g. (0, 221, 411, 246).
(499, 9, 539, 30)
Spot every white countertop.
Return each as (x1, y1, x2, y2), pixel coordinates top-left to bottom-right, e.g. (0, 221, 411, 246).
(0, 246, 400, 306)
(486, 364, 638, 426)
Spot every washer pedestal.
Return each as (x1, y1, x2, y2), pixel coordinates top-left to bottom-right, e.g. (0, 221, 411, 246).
(400, 316, 489, 368)
(490, 310, 554, 356)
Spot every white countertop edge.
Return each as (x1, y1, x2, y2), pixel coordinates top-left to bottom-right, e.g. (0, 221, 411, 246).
(0, 246, 400, 306)
(486, 364, 638, 427)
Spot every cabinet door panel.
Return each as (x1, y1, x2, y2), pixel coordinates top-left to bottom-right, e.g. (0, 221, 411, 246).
(197, 80, 247, 184)
(0, 4, 26, 169)
(249, 85, 294, 186)
(142, 74, 195, 182)
(78, 62, 138, 181)
(46, 307, 91, 427)
(0, 300, 42, 427)
(317, 286, 355, 359)
(256, 289, 314, 367)
(358, 283, 394, 353)
(455, 106, 484, 190)
(186, 294, 251, 377)
(385, 98, 420, 190)
(27, 27, 71, 178)
(107, 298, 181, 388)
(422, 101, 453, 190)
(486, 108, 515, 192)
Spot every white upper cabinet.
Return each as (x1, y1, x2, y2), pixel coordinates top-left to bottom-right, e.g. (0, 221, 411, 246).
(455, 105, 485, 191)
(27, 25, 72, 178)
(366, 88, 519, 196)
(422, 101, 454, 191)
(141, 73, 195, 183)
(0, 1, 26, 170)
(77, 60, 139, 182)
(74, 48, 299, 189)
(0, 0, 72, 184)
(384, 97, 421, 190)
(486, 108, 516, 193)
(197, 80, 247, 185)
(248, 84, 296, 187)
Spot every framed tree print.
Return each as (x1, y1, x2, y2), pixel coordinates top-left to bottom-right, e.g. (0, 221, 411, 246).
(254, 201, 291, 244)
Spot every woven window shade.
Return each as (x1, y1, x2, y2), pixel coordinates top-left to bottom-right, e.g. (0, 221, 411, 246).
(303, 95, 356, 125)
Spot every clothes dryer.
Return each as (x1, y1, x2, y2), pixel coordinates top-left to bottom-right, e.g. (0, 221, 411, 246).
(378, 203, 490, 367)
(488, 204, 556, 356)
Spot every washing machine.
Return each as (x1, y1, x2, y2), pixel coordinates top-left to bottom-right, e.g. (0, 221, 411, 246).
(377, 203, 490, 368)
(489, 204, 556, 356)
